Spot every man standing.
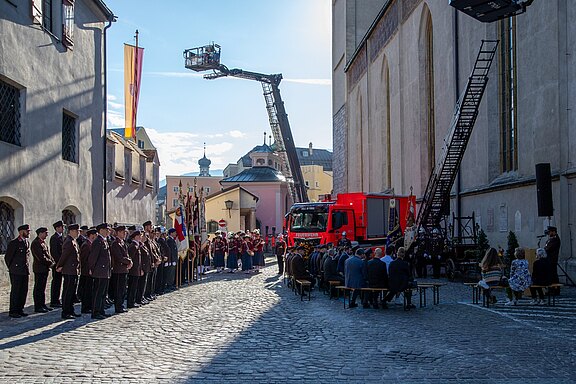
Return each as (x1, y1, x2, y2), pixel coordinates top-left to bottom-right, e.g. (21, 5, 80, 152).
(545, 226, 561, 292)
(127, 230, 144, 308)
(110, 226, 132, 313)
(31, 227, 55, 313)
(89, 223, 112, 320)
(78, 228, 97, 314)
(275, 235, 286, 275)
(337, 231, 352, 248)
(155, 227, 168, 295)
(5, 224, 32, 318)
(49, 220, 65, 308)
(56, 224, 81, 319)
(165, 228, 179, 291)
(344, 248, 367, 308)
(77, 225, 89, 249)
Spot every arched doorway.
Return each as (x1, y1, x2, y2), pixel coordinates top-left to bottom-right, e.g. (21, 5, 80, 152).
(0, 201, 15, 254)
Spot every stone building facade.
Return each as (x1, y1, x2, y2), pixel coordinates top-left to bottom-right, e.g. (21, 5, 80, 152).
(333, 0, 576, 275)
(0, 0, 114, 255)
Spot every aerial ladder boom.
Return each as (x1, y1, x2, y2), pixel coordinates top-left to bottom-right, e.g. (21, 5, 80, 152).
(183, 45, 309, 203)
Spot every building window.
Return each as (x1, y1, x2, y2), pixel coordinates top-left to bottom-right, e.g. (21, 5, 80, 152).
(305, 181, 310, 187)
(424, 12, 435, 175)
(137, 139, 144, 149)
(256, 158, 265, 166)
(0, 78, 22, 146)
(106, 144, 114, 181)
(62, 209, 75, 226)
(205, 187, 210, 194)
(42, 0, 54, 33)
(315, 181, 319, 188)
(207, 220, 219, 234)
(302, 150, 309, 158)
(62, 111, 77, 163)
(140, 158, 146, 189)
(499, 17, 518, 172)
(0, 201, 15, 254)
(172, 199, 179, 208)
(62, 0, 74, 48)
(173, 186, 179, 193)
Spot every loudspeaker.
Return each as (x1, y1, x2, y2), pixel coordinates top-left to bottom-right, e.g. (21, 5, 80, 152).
(535, 163, 553, 217)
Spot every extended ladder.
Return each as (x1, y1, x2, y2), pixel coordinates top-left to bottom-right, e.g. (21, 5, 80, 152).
(416, 40, 499, 233)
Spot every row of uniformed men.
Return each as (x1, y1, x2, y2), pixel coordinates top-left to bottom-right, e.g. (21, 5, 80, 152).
(4, 220, 179, 319)
(200, 229, 266, 274)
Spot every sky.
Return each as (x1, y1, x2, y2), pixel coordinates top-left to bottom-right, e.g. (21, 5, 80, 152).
(105, 0, 333, 182)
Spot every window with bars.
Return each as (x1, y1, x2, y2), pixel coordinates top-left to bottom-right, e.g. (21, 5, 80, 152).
(0, 202, 15, 254)
(62, 111, 77, 163)
(0, 78, 22, 146)
(499, 17, 518, 172)
(62, 0, 74, 48)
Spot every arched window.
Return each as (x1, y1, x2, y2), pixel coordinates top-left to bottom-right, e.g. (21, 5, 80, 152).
(0, 201, 15, 253)
(256, 158, 265, 166)
(419, 7, 436, 184)
(62, 209, 76, 226)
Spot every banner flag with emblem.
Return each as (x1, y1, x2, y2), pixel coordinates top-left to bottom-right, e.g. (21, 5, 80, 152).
(123, 31, 144, 139)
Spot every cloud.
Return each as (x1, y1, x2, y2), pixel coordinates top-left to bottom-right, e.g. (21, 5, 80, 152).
(144, 128, 236, 180)
(107, 94, 118, 101)
(229, 130, 246, 138)
(283, 78, 331, 86)
(107, 111, 124, 128)
(108, 101, 124, 111)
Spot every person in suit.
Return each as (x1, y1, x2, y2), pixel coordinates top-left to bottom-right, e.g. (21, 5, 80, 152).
(292, 246, 316, 288)
(274, 235, 286, 275)
(137, 230, 151, 305)
(110, 225, 132, 313)
(366, 248, 389, 309)
(384, 247, 415, 310)
(31, 227, 55, 313)
(127, 230, 144, 308)
(78, 228, 97, 313)
(164, 228, 178, 292)
(5, 224, 32, 318)
(56, 224, 81, 319)
(154, 227, 168, 295)
(49, 220, 65, 307)
(77, 225, 89, 249)
(344, 248, 367, 308)
(88, 223, 112, 320)
(530, 248, 554, 304)
(544, 226, 561, 294)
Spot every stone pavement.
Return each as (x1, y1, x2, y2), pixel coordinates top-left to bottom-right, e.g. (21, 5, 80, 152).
(1, 257, 575, 383)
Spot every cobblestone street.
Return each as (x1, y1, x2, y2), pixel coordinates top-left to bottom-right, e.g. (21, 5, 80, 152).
(1, 257, 575, 383)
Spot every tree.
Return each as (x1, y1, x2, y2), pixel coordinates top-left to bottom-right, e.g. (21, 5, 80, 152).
(505, 231, 519, 272)
(477, 228, 490, 254)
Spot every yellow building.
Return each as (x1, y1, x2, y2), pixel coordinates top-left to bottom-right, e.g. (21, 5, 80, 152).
(205, 185, 259, 234)
(301, 165, 333, 202)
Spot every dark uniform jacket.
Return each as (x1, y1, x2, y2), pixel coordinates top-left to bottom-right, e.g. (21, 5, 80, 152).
(545, 235, 561, 265)
(291, 254, 311, 280)
(367, 258, 389, 288)
(5, 237, 30, 275)
(88, 235, 111, 279)
(111, 239, 131, 274)
(79, 241, 92, 276)
(149, 238, 162, 267)
(323, 256, 340, 281)
(140, 241, 152, 273)
(157, 237, 169, 264)
(388, 258, 412, 293)
(166, 237, 178, 264)
(56, 235, 79, 276)
(213, 239, 225, 254)
(31, 237, 54, 274)
(49, 233, 64, 263)
(128, 241, 143, 276)
(532, 258, 554, 286)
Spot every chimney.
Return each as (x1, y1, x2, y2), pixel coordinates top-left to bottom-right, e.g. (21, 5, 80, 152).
(308, 142, 313, 156)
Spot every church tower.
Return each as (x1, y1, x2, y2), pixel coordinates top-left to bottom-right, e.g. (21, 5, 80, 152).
(198, 143, 211, 177)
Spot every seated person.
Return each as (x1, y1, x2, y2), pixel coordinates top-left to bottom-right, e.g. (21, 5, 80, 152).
(366, 248, 389, 309)
(506, 247, 532, 306)
(530, 248, 554, 305)
(478, 247, 504, 304)
(384, 247, 415, 310)
(323, 249, 344, 285)
(291, 246, 316, 289)
(344, 248, 367, 308)
(382, 245, 395, 272)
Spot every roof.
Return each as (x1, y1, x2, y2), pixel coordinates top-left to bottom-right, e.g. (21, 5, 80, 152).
(205, 184, 259, 202)
(296, 147, 333, 171)
(220, 166, 286, 183)
(198, 154, 211, 167)
(93, 0, 115, 20)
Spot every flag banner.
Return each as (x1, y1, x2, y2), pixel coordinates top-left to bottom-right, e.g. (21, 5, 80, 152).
(124, 43, 144, 138)
(386, 199, 403, 247)
(403, 188, 417, 249)
(174, 205, 189, 258)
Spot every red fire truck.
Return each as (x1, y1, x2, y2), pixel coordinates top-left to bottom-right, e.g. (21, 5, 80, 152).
(285, 192, 416, 249)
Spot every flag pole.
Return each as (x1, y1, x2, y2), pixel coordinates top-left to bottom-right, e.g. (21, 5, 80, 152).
(131, 29, 139, 140)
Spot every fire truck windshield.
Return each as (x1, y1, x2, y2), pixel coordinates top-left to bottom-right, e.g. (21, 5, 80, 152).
(290, 206, 328, 233)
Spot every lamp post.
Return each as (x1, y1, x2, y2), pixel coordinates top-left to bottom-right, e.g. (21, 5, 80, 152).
(224, 199, 233, 218)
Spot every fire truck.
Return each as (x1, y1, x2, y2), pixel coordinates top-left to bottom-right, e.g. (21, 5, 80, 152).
(285, 192, 416, 249)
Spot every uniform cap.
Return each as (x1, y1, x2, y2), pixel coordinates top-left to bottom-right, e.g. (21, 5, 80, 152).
(342, 231, 347, 236)
(114, 225, 126, 232)
(547, 226, 557, 232)
(35, 227, 48, 235)
(168, 228, 177, 234)
(80, 225, 89, 231)
(67, 224, 80, 231)
(130, 230, 143, 238)
(52, 220, 64, 229)
(127, 225, 137, 231)
(96, 223, 109, 231)
(143, 220, 152, 227)
(86, 228, 97, 236)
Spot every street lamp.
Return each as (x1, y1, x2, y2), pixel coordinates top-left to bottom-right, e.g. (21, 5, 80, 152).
(224, 199, 233, 218)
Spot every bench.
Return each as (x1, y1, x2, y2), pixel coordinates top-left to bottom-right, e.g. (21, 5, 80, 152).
(529, 283, 563, 306)
(327, 280, 343, 299)
(335, 286, 355, 308)
(295, 279, 312, 301)
(464, 282, 482, 304)
(417, 283, 445, 307)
